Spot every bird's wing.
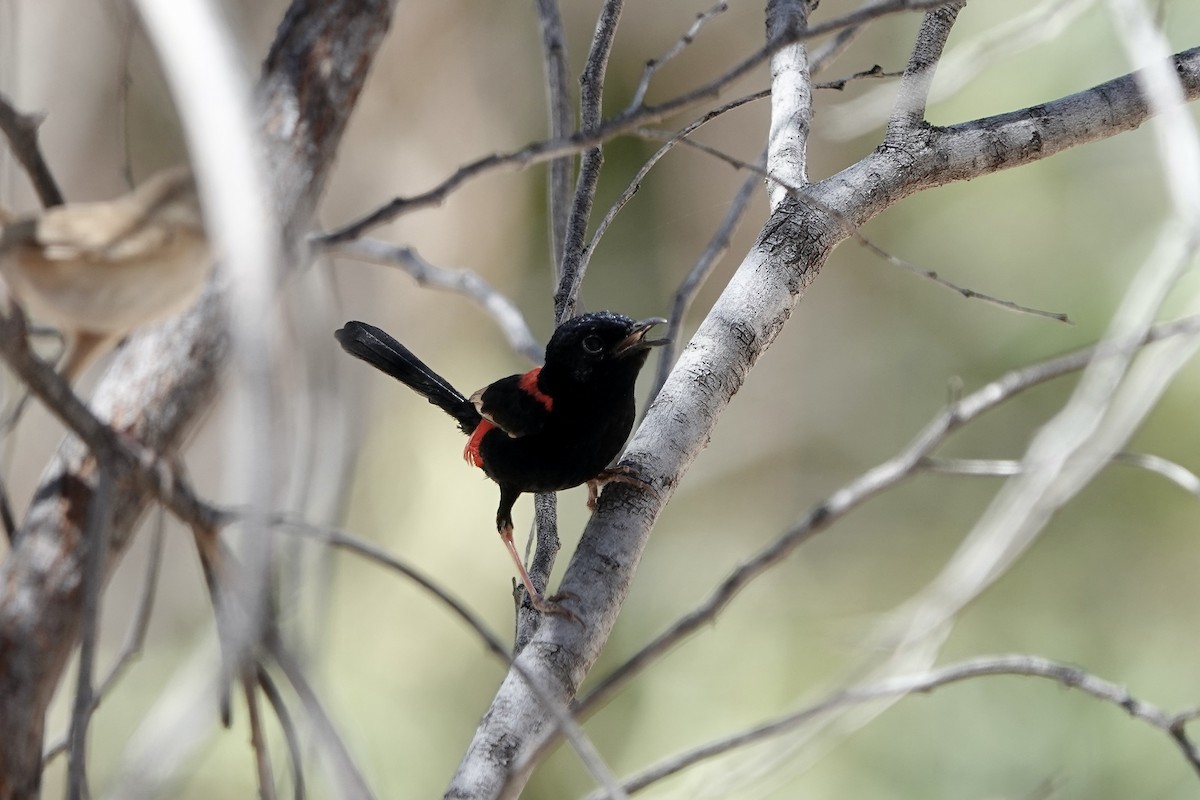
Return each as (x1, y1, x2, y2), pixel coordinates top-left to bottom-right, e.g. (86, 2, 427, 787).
(470, 368, 553, 438)
(34, 202, 171, 262)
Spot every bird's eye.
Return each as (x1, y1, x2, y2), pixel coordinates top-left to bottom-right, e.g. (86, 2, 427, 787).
(582, 334, 604, 354)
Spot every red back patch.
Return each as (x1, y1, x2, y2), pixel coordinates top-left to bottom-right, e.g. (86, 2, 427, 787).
(519, 367, 553, 412)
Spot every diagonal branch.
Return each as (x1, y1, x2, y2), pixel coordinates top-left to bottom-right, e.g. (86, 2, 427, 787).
(598, 654, 1200, 796)
(0, 94, 64, 208)
(455, 39, 1200, 798)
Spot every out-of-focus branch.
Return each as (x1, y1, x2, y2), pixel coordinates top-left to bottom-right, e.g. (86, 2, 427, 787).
(327, 239, 543, 363)
(593, 654, 1200, 796)
(533, 0, 573, 269)
(275, 516, 627, 798)
(0, 2, 398, 795)
(0, 93, 64, 208)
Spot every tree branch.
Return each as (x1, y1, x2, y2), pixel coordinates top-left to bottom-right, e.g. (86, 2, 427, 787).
(453, 37, 1200, 791)
(597, 654, 1200, 796)
(0, 94, 64, 208)
(0, 2, 398, 794)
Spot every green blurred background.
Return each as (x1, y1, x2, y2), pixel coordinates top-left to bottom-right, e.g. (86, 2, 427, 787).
(4, 0, 1200, 797)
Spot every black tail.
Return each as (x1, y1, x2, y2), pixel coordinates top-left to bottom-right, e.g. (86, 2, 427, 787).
(335, 321, 481, 434)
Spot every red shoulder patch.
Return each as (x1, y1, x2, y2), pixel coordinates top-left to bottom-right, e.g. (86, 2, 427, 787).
(464, 419, 495, 468)
(518, 367, 553, 412)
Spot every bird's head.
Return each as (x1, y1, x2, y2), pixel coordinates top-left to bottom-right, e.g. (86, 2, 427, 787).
(542, 311, 668, 389)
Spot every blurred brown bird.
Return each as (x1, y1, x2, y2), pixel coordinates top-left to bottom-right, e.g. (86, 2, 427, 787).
(0, 166, 212, 381)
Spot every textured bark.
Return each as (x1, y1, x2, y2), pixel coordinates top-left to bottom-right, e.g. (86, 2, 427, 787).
(0, 2, 396, 797)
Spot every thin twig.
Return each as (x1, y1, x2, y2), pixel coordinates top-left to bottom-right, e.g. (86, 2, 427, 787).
(66, 464, 116, 800)
(0, 470, 17, 542)
(583, 91, 768, 288)
(0, 305, 234, 535)
(555, 0, 625, 322)
(0, 92, 64, 207)
(317, 0, 956, 244)
(920, 453, 1200, 497)
(816, 64, 903, 91)
(272, 516, 628, 798)
(326, 239, 543, 363)
(244, 670, 279, 800)
(573, 314, 1200, 720)
(532, 0, 573, 268)
(595, 654, 1200, 796)
(266, 634, 373, 800)
(258, 666, 307, 800)
(639, 129, 1073, 324)
(517, 492, 561, 653)
(627, 1, 729, 111)
(1112, 451, 1200, 495)
(43, 519, 166, 762)
(808, 0, 882, 75)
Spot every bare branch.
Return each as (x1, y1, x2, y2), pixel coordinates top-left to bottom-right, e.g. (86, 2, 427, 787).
(257, 667, 306, 800)
(574, 314, 1200, 720)
(597, 654, 1200, 796)
(326, 240, 543, 363)
(273, 517, 627, 798)
(243, 672, 279, 800)
(318, 0, 958, 244)
(0, 93, 64, 208)
(66, 466, 115, 800)
(628, 2, 729, 111)
(1112, 451, 1200, 495)
(815, 64, 902, 91)
(0, 2, 398, 791)
(266, 636, 373, 800)
(554, 0, 625, 322)
(766, 0, 817, 208)
(641, 129, 1073, 323)
(43, 521, 165, 764)
(532, 0, 573, 269)
(583, 91, 768, 290)
(887, 1, 965, 132)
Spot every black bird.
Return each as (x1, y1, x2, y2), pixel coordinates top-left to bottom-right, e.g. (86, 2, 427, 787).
(335, 312, 668, 616)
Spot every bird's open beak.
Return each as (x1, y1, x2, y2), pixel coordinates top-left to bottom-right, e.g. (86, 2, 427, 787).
(614, 317, 669, 357)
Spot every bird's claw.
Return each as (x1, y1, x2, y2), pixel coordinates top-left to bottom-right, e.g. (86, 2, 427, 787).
(528, 589, 582, 625)
(586, 464, 658, 512)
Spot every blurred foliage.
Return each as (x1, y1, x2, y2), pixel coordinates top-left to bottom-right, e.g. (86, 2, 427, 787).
(4, 0, 1200, 797)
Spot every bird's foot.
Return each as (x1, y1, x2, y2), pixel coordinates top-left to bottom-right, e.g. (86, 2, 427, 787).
(526, 589, 581, 625)
(586, 464, 657, 512)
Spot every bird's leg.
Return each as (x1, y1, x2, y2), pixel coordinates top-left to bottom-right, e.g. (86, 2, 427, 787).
(496, 488, 577, 622)
(586, 463, 657, 512)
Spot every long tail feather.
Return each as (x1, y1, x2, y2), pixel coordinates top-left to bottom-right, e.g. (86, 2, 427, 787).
(335, 321, 481, 434)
